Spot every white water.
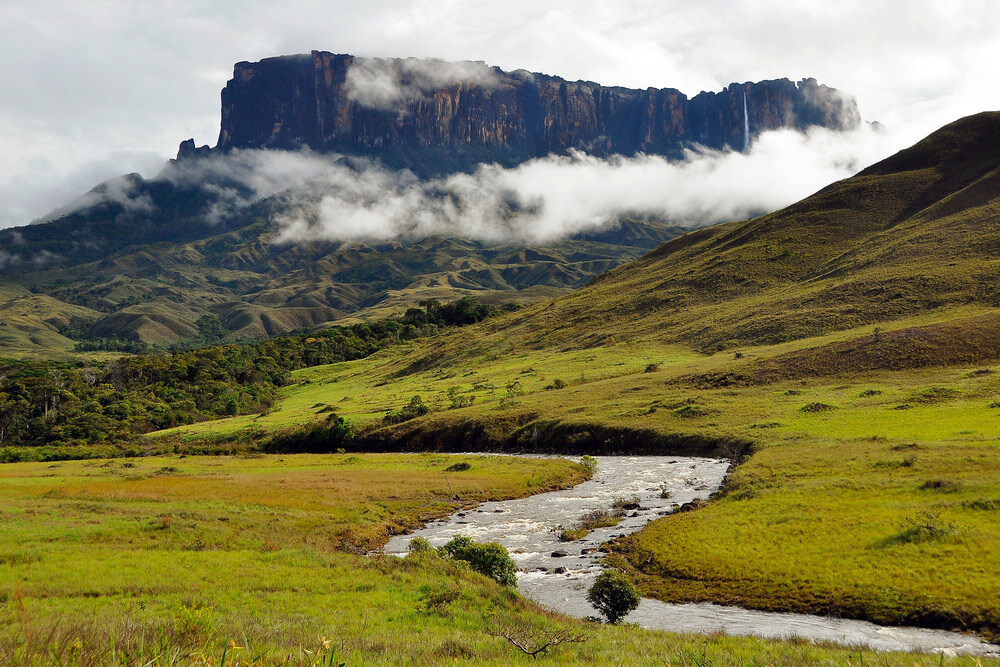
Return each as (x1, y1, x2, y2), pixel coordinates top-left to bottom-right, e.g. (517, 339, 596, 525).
(384, 455, 1000, 657)
(743, 92, 750, 151)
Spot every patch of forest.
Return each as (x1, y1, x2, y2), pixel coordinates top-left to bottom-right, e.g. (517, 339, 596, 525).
(0, 297, 513, 456)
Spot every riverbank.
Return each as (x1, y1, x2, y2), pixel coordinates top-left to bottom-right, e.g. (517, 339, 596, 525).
(142, 331, 1000, 642)
(4, 451, 996, 665)
(385, 455, 999, 657)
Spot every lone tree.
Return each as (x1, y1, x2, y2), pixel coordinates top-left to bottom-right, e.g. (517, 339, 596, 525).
(587, 570, 641, 624)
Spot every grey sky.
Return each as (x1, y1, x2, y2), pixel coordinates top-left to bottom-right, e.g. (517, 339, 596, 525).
(1, 0, 998, 228)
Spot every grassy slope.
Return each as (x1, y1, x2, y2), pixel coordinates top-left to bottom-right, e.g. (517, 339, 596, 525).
(2, 215, 684, 353)
(148, 112, 1000, 639)
(1, 454, 987, 666)
(0, 285, 99, 358)
(153, 316, 1000, 637)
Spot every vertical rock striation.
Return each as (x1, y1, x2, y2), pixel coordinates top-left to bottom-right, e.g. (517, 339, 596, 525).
(210, 51, 861, 170)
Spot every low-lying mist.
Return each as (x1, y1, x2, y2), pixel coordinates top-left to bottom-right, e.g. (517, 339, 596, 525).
(54, 123, 901, 246)
(273, 124, 896, 244)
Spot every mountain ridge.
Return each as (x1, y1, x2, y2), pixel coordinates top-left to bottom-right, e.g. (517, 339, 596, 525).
(0, 52, 863, 354)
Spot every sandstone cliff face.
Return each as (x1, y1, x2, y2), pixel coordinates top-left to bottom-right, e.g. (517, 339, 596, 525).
(213, 51, 860, 168)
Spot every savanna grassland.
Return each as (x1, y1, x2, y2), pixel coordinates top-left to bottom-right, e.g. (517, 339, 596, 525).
(4, 112, 1000, 666)
(2, 453, 993, 666)
(144, 113, 1000, 644)
(147, 307, 1000, 641)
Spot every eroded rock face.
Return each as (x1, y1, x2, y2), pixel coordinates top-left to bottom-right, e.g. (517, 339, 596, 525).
(211, 51, 861, 170)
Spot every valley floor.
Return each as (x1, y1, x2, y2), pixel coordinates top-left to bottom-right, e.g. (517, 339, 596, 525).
(1, 453, 994, 665)
(145, 305, 1000, 641)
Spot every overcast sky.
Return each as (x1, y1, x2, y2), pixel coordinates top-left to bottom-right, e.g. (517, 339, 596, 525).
(1, 0, 999, 229)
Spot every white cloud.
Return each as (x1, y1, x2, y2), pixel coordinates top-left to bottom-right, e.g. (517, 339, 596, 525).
(158, 148, 335, 223)
(37, 120, 893, 247)
(1, 0, 999, 228)
(271, 123, 896, 244)
(344, 57, 500, 109)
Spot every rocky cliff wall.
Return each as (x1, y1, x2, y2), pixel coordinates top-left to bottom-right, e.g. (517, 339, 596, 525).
(209, 51, 860, 169)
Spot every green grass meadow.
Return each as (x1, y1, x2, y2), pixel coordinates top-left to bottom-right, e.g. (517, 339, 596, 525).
(2, 453, 994, 665)
(123, 306, 1000, 645)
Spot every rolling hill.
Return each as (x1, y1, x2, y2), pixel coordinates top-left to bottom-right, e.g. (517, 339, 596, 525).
(142, 111, 1000, 640)
(448, 110, 1000, 355)
(0, 53, 860, 355)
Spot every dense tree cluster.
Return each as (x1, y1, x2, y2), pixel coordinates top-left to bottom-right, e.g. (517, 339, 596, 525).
(0, 297, 509, 453)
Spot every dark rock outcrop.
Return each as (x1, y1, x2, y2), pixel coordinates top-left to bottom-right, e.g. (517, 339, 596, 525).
(207, 51, 861, 170)
(176, 138, 212, 160)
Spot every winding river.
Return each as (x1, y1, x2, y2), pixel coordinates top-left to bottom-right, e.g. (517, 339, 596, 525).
(384, 455, 1000, 657)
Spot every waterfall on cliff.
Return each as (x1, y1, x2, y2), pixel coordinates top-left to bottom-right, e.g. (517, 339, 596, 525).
(743, 91, 750, 152)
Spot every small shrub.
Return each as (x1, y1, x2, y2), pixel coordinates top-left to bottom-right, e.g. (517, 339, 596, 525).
(263, 415, 356, 453)
(419, 584, 461, 615)
(440, 535, 474, 559)
(382, 395, 431, 424)
(800, 402, 835, 413)
(612, 494, 641, 510)
(587, 570, 641, 624)
(674, 404, 716, 418)
(962, 498, 1000, 511)
(409, 537, 433, 553)
(447, 386, 475, 409)
(894, 509, 958, 543)
(558, 505, 624, 541)
(643, 363, 660, 373)
(919, 479, 960, 493)
(559, 528, 589, 542)
(441, 537, 517, 586)
(580, 455, 598, 475)
(445, 461, 471, 472)
(488, 620, 586, 658)
(859, 389, 883, 397)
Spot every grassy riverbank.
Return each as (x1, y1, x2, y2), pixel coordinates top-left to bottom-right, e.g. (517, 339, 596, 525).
(2, 452, 995, 665)
(139, 306, 1000, 639)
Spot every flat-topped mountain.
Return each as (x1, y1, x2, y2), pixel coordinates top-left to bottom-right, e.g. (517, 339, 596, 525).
(0, 52, 864, 354)
(208, 51, 860, 170)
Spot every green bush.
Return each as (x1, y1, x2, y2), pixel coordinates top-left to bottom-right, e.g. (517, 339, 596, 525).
(409, 537, 433, 553)
(440, 536, 517, 586)
(382, 395, 431, 425)
(262, 415, 356, 453)
(587, 570, 641, 624)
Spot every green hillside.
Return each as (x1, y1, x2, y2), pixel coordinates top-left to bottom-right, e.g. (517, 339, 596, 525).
(5, 112, 1000, 662)
(455, 111, 1000, 354)
(146, 112, 1000, 640)
(0, 160, 688, 354)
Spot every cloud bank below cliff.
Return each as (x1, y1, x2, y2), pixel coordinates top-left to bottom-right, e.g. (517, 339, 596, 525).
(269, 123, 893, 244)
(3, 0, 999, 229)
